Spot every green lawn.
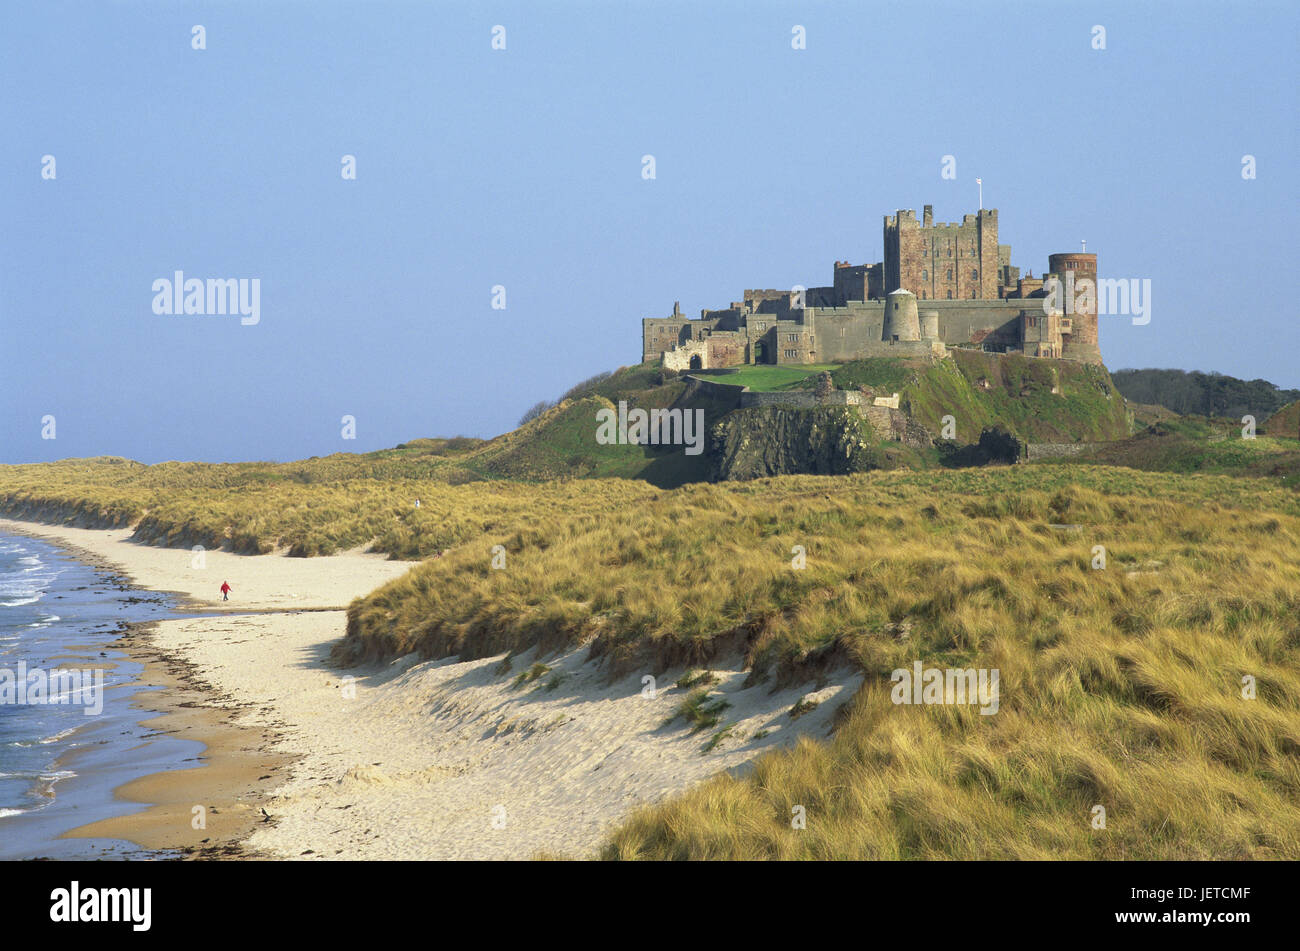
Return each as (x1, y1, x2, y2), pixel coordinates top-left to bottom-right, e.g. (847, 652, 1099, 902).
(693, 364, 837, 391)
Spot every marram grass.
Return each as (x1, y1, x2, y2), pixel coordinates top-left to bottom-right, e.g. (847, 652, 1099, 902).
(2, 457, 1297, 859)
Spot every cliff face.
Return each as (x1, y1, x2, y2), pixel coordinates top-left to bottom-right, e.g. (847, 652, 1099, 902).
(708, 407, 888, 481)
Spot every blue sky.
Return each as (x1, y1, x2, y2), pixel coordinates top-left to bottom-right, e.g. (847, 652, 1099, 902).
(2, 0, 1296, 463)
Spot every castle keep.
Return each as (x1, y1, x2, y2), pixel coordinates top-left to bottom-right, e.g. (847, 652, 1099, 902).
(642, 205, 1102, 369)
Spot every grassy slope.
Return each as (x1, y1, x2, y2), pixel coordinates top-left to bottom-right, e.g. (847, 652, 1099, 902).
(1, 359, 1294, 861)
(327, 466, 1300, 859)
(455, 397, 656, 483)
(704, 352, 1129, 444)
(1263, 400, 1300, 440)
(1060, 419, 1300, 488)
(339, 465, 1300, 664)
(902, 351, 1130, 443)
(818, 357, 915, 393)
(457, 365, 725, 487)
(594, 475, 1300, 859)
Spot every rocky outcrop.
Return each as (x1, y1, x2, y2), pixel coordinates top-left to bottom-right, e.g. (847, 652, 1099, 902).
(937, 425, 1027, 466)
(861, 406, 934, 449)
(708, 407, 886, 481)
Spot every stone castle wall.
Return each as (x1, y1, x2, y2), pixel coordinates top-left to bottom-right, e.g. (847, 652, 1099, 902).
(650, 297, 1046, 367)
(921, 299, 1027, 350)
(1025, 442, 1096, 460)
(738, 389, 864, 409)
(807, 304, 885, 360)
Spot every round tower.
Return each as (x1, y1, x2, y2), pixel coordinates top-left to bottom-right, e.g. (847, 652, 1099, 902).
(1048, 252, 1101, 364)
(884, 289, 921, 342)
(920, 309, 940, 340)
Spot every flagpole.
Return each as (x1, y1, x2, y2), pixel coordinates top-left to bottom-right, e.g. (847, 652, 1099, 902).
(976, 178, 983, 210)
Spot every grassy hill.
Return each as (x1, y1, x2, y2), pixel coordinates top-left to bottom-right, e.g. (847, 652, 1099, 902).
(451, 398, 655, 483)
(7, 354, 1295, 561)
(705, 352, 1129, 444)
(453, 352, 1131, 481)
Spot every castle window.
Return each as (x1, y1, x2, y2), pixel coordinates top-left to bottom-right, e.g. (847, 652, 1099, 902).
(946, 269, 952, 280)
(947, 247, 952, 257)
(922, 269, 928, 280)
(972, 269, 979, 280)
(947, 291, 953, 299)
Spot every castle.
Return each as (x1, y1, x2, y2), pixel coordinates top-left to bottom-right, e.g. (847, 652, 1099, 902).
(642, 205, 1101, 369)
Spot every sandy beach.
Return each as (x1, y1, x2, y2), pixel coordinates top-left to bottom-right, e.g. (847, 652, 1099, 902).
(0, 517, 860, 860)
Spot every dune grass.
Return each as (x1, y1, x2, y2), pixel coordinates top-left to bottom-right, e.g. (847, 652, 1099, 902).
(0, 456, 661, 557)
(329, 467, 1298, 860)
(3, 454, 1297, 860)
(587, 476, 1300, 859)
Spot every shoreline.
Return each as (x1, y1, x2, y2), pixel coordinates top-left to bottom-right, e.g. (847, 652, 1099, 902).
(0, 517, 418, 859)
(62, 616, 295, 858)
(0, 532, 198, 858)
(0, 517, 861, 860)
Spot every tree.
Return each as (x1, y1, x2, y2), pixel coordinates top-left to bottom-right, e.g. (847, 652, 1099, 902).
(518, 400, 555, 426)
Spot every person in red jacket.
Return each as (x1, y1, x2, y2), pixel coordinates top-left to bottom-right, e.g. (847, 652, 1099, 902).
(220, 581, 232, 602)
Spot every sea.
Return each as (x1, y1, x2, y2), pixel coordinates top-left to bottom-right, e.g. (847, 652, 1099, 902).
(0, 530, 200, 859)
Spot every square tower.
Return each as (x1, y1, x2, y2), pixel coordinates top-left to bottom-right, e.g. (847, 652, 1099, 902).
(884, 206, 999, 301)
